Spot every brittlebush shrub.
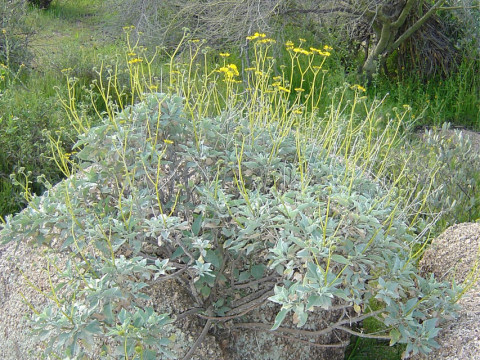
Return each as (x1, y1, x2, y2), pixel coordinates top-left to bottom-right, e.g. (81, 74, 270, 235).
(2, 91, 459, 359)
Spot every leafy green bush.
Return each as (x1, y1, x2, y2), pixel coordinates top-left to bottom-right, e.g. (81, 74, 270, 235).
(0, 80, 77, 218)
(1, 90, 459, 359)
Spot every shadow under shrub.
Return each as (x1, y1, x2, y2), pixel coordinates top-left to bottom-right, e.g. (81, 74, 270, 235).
(1, 92, 459, 359)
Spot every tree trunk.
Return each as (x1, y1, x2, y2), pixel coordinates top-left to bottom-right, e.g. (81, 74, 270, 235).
(361, 0, 447, 81)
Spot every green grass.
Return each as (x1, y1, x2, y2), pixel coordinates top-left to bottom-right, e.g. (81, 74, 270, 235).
(373, 57, 480, 130)
(0, 0, 121, 218)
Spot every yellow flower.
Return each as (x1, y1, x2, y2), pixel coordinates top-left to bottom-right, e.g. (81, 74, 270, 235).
(293, 47, 311, 55)
(299, 38, 306, 42)
(285, 41, 294, 47)
(128, 58, 143, 64)
(350, 84, 366, 92)
(220, 52, 231, 57)
(272, 76, 282, 81)
(127, 52, 137, 56)
(218, 63, 239, 79)
(310, 47, 331, 56)
(258, 38, 276, 44)
(1, 29, 6, 34)
(190, 39, 201, 43)
(293, 109, 303, 114)
(227, 64, 239, 76)
(294, 88, 305, 92)
(278, 86, 290, 93)
(164, 139, 174, 145)
(246, 32, 267, 41)
(323, 45, 333, 51)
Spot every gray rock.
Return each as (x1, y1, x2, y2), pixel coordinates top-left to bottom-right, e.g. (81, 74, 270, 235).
(412, 222, 480, 360)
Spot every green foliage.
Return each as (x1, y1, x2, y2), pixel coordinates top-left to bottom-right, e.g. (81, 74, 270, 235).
(0, 79, 74, 217)
(376, 56, 480, 129)
(1, 89, 459, 358)
(0, 0, 123, 218)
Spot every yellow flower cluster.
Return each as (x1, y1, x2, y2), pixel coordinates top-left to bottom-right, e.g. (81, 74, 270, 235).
(293, 47, 311, 55)
(271, 83, 290, 93)
(220, 52, 230, 57)
(310, 47, 331, 56)
(350, 84, 366, 92)
(246, 32, 266, 41)
(128, 58, 143, 65)
(258, 38, 276, 44)
(285, 41, 332, 57)
(218, 64, 239, 79)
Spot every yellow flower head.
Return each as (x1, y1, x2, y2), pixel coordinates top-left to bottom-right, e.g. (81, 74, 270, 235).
(128, 58, 143, 64)
(220, 52, 231, 57)
(218, 63, 239, 79)
(164, 139, 174, 145)
(310, 47, 331, 56)
(293, 47, 311, 55)
(285, 41, 294, 47)
(350, 84, 366, 92)
(278, 86, 290, 93)
(294, 88, 305, 92)
(227, 64, 239, 76)
(258, 38, 276, 44)
(246, 32, 267, 41)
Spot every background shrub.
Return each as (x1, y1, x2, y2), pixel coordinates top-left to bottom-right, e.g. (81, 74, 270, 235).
(0, 0, 34, 69)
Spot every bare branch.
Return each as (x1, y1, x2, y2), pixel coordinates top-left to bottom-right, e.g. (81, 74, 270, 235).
(182, 319, 213, 360)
